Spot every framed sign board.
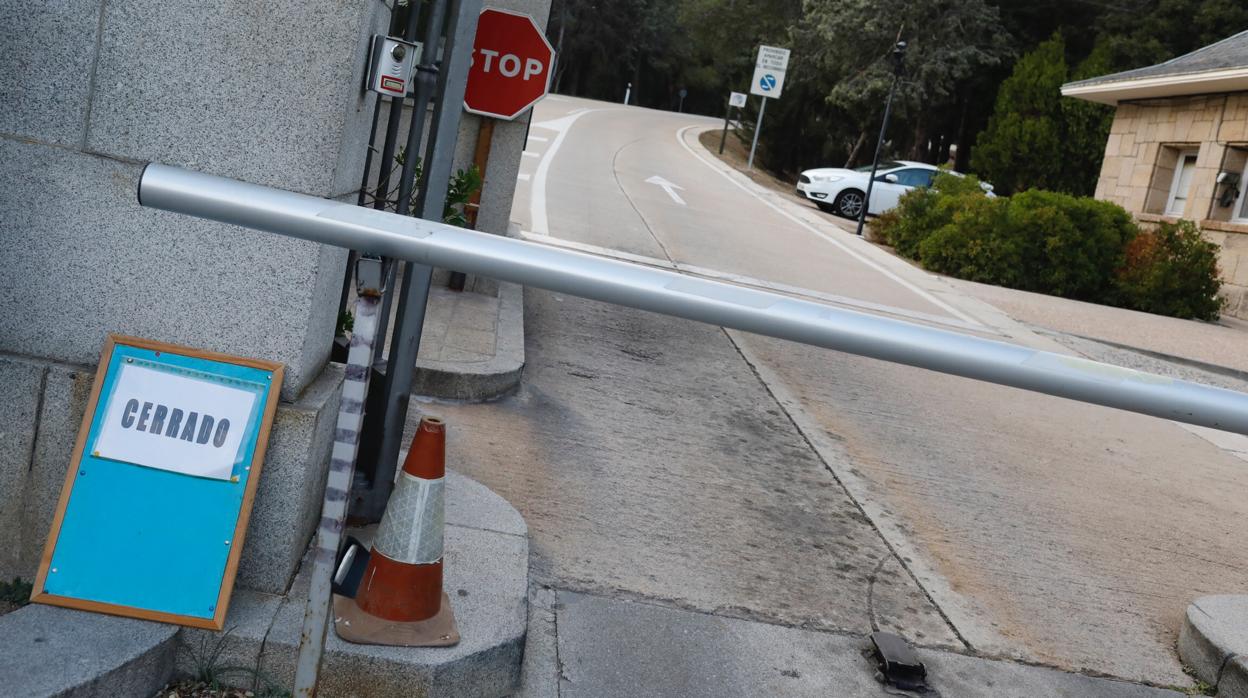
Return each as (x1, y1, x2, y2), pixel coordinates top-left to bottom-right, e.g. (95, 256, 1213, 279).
(31, 335, 283, 629)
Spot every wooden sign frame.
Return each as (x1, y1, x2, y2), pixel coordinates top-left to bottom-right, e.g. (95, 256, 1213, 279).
(31, 335, 284, 629)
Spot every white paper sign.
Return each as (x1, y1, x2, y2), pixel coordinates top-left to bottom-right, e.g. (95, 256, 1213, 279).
(756, 45, 790, 72)
(94, 364, 258, 480)
(729, 91, 747, 108)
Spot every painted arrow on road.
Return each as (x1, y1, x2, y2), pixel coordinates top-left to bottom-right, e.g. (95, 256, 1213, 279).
(645, 175, 686, 206)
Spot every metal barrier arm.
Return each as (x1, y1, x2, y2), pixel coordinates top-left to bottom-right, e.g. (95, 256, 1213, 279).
(138, 164, 1248, 436)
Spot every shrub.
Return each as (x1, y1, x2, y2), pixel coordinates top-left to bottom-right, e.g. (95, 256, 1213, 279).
(874, 172, 990, 258)
(892, 184, 1135, 300)
(875, 179, 1224, 320)
(1114, 220, 1224, 320)
(1008, 190, 1136, 299)
(916, 194, 1024, 287)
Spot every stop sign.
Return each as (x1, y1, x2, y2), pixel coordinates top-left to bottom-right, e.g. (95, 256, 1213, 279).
(463, 9, 555, 120)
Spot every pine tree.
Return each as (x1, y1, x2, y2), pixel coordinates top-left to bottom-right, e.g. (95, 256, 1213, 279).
(971, 35, 1068, 195)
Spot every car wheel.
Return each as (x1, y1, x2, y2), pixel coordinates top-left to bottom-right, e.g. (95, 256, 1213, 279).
(834, 189, 865, 219)
(815, 201, 836, 213)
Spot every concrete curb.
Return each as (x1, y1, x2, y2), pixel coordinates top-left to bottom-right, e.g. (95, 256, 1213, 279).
(412, 281, 525, 402)
(1178, 595, 1248, 697)
(0, 469, 526, 697)
(1057, 332, 1248, 384)
(0, 604, 178, 697)
(177, 469, 529, 698)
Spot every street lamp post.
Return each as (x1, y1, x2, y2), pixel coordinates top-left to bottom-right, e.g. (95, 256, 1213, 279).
(855, 41, 906, 238)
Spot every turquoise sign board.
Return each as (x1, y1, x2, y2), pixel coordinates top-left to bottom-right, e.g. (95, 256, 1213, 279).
(32, 336, 284, 629)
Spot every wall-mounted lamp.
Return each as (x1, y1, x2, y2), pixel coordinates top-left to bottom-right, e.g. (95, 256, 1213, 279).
(1217, 171, 1241, 208)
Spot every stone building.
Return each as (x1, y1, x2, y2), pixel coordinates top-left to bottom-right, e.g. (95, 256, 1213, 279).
(0, 0, 544, 595)
(1062, 29, 1248, 319)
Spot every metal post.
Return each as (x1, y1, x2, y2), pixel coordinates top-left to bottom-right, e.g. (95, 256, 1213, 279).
(719, 98, 732, 155)
(747, 97, 766, 170)
(336, 98, 385, 325)
(369, 8, 427, 365)
(856, 41, 906, 238)
(354, 0, 451, 501)
(354, 0, 483, 523)
(449, 117, 496, 291)
(624, 82, 631, 105)
(293, 257, 384, 697)
(138, 164, 1248, 437)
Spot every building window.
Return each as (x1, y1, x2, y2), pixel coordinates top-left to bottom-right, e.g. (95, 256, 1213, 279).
(1235, 161, 1248, 223)
(1165, 150, 1199, 216)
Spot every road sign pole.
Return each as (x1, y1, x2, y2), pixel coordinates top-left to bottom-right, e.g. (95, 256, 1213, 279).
(449, 116, 496, 291)
(719, 101, 732, 155)
(355, 0, 482, 524)
(747, 97, 767, 170)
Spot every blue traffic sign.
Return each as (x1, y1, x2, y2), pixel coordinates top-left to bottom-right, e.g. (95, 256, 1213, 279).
(759, 74, 777, 91)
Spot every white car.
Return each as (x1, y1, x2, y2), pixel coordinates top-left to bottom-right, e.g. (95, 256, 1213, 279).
(796, 161, 989, 219)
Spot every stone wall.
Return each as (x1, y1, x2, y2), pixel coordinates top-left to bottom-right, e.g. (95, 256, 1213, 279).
(0, 0, 391, 594)
(1094, 93, 1248, 318)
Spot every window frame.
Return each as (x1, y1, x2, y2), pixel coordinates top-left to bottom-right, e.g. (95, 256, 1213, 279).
(1234, 160, 1248, 224)
(1165, 149, 1200, 217)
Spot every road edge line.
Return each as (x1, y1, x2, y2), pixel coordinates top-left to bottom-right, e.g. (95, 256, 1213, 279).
(675, 125, 985, 327)
(722, 327, 1022, 657)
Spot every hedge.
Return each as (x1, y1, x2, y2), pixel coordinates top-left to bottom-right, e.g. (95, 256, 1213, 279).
(871, 173, 1224, 320)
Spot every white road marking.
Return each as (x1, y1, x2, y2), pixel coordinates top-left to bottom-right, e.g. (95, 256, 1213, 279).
(523, 151, 541, 158)
(530, 110, 603, 235)
(675, 125, 984, 327)
(519, 230, 997, 335)
(527, 135, 550, 142)
(518, 174, 531, 181)
(644, 175, 686, 206)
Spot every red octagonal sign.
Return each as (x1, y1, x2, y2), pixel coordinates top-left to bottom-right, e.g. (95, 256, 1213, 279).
(463, 9, 555, 121)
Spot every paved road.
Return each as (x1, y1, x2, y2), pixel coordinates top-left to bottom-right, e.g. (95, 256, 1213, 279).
(427, 96, 1248, 690)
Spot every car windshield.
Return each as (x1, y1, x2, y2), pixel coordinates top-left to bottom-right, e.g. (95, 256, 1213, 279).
(853, 161, 902, 172)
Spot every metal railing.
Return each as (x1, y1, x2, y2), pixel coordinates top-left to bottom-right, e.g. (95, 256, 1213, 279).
(138, 163, 1248, 436)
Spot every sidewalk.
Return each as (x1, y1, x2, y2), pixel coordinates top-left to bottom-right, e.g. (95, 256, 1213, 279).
(519, 590, 1183, 698)
(945, 276, 1248, 377)
(366, 266, 525, 402)
(410, 281, 525, 401)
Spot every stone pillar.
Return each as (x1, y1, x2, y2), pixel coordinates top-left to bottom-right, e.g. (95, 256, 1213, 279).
(0, 0, 391, 594)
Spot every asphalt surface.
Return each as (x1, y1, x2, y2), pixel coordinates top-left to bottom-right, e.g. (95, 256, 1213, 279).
(421, 95, 1248, 691)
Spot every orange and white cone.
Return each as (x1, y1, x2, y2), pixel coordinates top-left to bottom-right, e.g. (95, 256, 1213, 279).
(334, 416, 459, 646)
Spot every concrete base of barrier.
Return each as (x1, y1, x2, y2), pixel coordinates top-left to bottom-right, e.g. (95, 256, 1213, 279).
(0, 470, 527, 698)
(0, 604, 178, 698)
(177, 470, 530, 697)
(1179, 595, 1248, 698)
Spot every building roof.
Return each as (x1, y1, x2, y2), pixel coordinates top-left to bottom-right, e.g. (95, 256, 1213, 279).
(1062, 29, 1248, 105)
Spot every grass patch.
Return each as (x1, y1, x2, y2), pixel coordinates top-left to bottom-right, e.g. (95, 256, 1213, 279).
(0, 577, 33, 615)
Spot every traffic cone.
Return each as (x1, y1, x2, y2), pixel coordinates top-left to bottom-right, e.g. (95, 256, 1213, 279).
(333, 416, 459, 646)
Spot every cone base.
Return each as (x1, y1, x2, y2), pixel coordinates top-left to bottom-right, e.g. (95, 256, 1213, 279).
(332, 592, 460, 647)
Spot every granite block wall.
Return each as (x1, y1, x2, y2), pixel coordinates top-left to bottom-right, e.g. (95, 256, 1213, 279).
(1093, 93, 1248, 318)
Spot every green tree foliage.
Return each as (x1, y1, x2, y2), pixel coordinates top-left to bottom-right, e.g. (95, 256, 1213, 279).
(1060, 41, 1118, 196)
(971, 36, 1068, 195)
(972, 33, 1120, 197)
(547, 0, 1248, 188)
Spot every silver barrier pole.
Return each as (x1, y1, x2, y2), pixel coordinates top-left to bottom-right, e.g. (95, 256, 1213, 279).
(137, 164, 1248, 436)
